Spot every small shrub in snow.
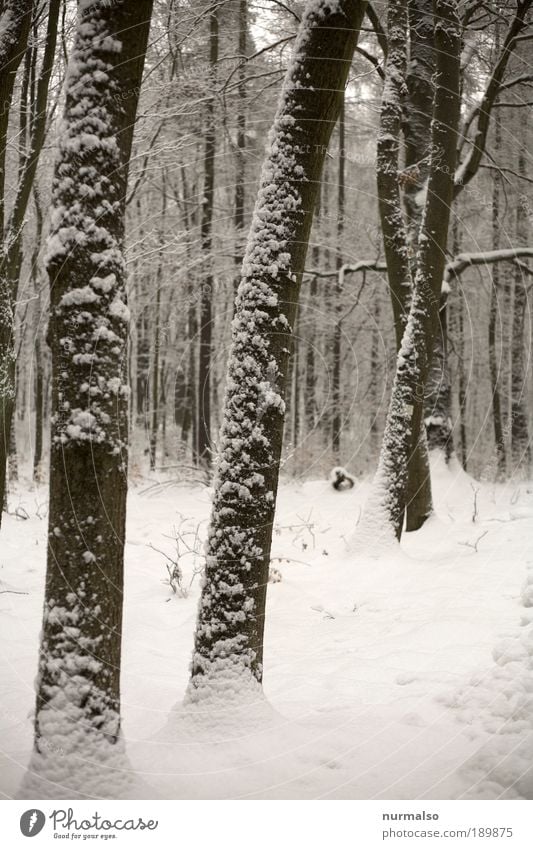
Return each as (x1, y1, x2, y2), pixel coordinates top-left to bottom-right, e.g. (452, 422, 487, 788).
(150, 518, 205, 598)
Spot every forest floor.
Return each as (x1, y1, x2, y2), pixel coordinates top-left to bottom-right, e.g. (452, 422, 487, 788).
(1, 453, 532, 799)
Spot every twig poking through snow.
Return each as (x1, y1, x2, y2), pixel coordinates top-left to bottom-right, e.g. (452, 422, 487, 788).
(0, 590, 29, 595)
(459, 530, 488, 553)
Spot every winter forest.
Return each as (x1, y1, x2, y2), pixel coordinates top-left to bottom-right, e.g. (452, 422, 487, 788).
(0, 0, 532, 802)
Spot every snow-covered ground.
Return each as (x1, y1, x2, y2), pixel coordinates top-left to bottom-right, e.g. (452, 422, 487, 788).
(1, 455, 532, 799)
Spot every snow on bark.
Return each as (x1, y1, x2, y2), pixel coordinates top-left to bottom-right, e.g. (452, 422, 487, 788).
(186, 0, 367, 704)
(445, 248, 533, 282)
(425, 292, 453, 457)
(19, 0, 153, 799)
(358, 0, 462, 545)
(375, 0, 411, 344)
(403, 0, 435, 249)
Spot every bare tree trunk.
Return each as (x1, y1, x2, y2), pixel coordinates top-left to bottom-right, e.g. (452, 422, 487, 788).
(20, 0, 153, 799)
(0, 0, 33, 524)
(233, 0, 247, 296)
(511, 109, 531, 474)
(456, 295, 468, 470)
(304, 185, 323, 436)
(136, 309, 150, 423)
(149, 186, 166, 471)
(305, 273, 318, 434)
(197, 7, 219, 470)
(150, 276, 161, 471)
(369, 292, 381, 455)
(0, 0, 33, 233)
(488, 63, 506, 479)
(188, 0, 367, 701)
(33, 335, 44, 482)
(331, 96, 345, 464)
(291, 305, 300, 458)
(1, 0, 60, 520)
(32, 195, 47, 486)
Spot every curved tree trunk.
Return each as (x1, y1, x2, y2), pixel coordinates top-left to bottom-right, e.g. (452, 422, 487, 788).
(373, 0, 434, 534)
(188, 0, 368, 702)
(20, 0, 153, 799)
(363, 0, 461, 543)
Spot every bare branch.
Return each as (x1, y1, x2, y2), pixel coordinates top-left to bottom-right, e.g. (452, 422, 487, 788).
(445, 247, 533, 282)
(355, 45, 384, 79)
(454, 0, 533, 195)
(365, 2, 388, 58)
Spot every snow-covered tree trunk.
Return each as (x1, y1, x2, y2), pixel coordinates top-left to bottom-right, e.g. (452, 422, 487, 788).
(187, 0, 367, 702)
(424, 291, 453, 457)
(374, 0, 433, 534)
(375, 0, 410, 342)
(20, 0, 153, 799)
(375, 0, 435, 532)
(422, 0, 533, 483)
(403, 0, 434, 254)
(362, 0, 461, 543)
(401, 0, 436, 530)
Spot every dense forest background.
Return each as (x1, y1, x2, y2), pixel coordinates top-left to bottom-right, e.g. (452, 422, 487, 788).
(4, 0, 531, 494)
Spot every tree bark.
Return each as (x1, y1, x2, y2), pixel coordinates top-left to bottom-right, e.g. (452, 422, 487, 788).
(364, 0, 461, 542)
(233, 0, 247, 295)
(510, 107, 531, 474)
(373, 0, 433, 533)
(331, 96, 345, 464)
(0, 0, 33, 234)
(32, 188, 45, 482)
(22, 0, 153, 798)
(197, 7, 219, 470)
(424, 291, 453, 458)
(1, 0, 60, 520)
(402, 0, 436, 529)
(488, 59, 507, 479)
(150, 274, 161, 471)
(0, 0, 33, 524)
(188, 0, 367, 700)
